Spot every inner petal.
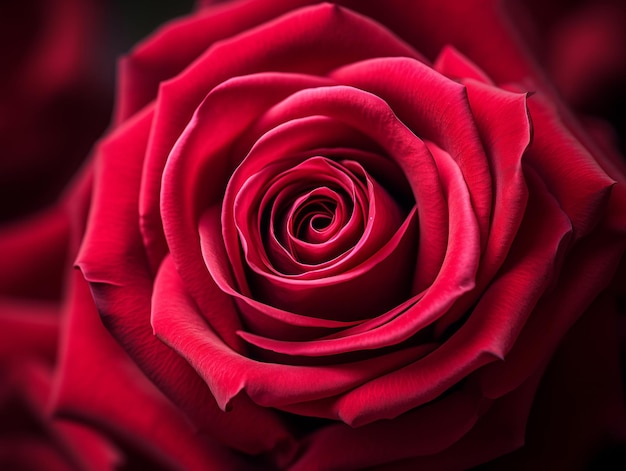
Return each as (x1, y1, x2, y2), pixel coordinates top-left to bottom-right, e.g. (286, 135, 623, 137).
(290, 193, 341, 242)
(282, 187, 357, 266)
(255, 156, 369, 272)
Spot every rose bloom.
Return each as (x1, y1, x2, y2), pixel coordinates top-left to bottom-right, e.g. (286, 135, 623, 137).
(48, 0, 626, 470)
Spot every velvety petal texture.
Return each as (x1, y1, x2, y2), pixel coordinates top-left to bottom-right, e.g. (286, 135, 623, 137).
(74, 1, 626, 470)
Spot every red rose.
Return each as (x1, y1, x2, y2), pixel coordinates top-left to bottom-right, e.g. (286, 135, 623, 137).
(72, 1, 626, 469)
(0, 0, 109, 222)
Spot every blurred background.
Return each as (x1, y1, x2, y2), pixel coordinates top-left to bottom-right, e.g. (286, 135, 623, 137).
(515, 0, 626, 156)
(0, 0, 193, 222)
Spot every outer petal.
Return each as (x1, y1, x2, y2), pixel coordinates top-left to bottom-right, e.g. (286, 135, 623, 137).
(331, 57, 491, 288)
(237, 140, 477, 358)
(290, 387, 486, 471)
(151, 255, 430, 417)
(119, 0, 548, 124)
(479, 217, 626, 399)
(117, 1, 426, 123)
(525, 93, 615, 238)
(291, 372, 543, 471)
(76, 106, 291, 458)
(53, 269, 249, 470)
(433, 48, 532, 334)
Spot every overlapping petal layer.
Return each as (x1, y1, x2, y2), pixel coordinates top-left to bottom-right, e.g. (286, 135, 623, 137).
(76, 2, 626, 469)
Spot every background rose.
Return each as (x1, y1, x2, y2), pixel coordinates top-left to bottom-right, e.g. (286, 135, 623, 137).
(0, 180, 123, 470)
(0, 0, 112, 222)
(0, 1, 112, 467)
(71, 1, 626, 470)
(514, 0, 626, 154)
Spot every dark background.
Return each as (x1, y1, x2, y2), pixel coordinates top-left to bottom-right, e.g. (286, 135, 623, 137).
(104, 0, 195, 88)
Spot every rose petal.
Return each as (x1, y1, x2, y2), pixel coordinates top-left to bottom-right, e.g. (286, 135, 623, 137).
(219, 114, 384, 299)
(358, 371, 543, 471)
(151, 255, 433, 417)
(76, 106, 290, 457)
(480, 203, 625, 399)
(140, 3, 423, 271)
(434, 45, 495, 85)
(433, 50, 532, 335)
(289, 387, 485, 471)
(525, 93, 615, 238)
(291, 167, 570, 427)
(237, 140, 477, 358)
(53, 270, 256, 469)
(332, 56, 492, 284)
